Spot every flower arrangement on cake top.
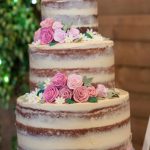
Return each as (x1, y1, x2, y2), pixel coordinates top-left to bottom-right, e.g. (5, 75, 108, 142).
(33, 18, 105, 46)
(25, 73, 119, 104)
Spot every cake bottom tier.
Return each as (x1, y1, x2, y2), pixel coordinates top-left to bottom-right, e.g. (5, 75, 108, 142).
(16, 89, 132, 150)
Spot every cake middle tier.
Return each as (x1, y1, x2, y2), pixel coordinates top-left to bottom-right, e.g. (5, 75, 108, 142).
(29, 39, 115, 89)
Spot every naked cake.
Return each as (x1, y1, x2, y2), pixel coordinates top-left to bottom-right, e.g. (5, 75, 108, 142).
(16, 0, 133, 150)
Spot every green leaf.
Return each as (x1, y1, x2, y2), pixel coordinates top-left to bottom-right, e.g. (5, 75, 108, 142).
(49, 41, 57, 47)
(37, 89, 44, 96)
(63, 24, 69, 31)
(85, 32, 93, 39)
(62, 22, 73, 31)
(66, 99, 75, 104)
(83, 76, 93, 87)
(88, 97, 98, 103)
(37, 82, 45, 90)
(107, 89, 119, 99)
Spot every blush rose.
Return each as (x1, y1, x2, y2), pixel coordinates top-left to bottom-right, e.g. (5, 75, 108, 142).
(67, 74, 83, 90)
(53, 29, 66, 43)
(40, 18, 54, 28)
(34, 28, 41, 42)
(96, 84, 108, 97)
(73, 86, 89, 103)
(87, 86, 97, 97)
(59, 87, 72, 99)
(68, 27, 80, 39)
(52, 21, 63, 30)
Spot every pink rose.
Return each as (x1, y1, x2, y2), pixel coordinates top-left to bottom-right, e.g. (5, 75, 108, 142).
(52, 21, 63, 30)
(67, 74, 83, 90)
(87, 86, 97, 97)
(59, 87, 72, 99)
(43, 85, 59, 103)
(40, 18, 54, 28)
(68, 27, 80, 39)
(73, 86, 89, 103)
(54, 29, 66, 43)
(40, 27, 54, 44)
(34, 28, 41, 42)
(96, 84, 108, 98)
(52, 72, 67, 88)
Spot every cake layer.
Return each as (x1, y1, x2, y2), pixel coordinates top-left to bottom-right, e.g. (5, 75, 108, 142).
(18, 144, 131, 150)
(41, 0, 98, 31)
(16, 97, 129, 129)
(29, 40, 115, 89)
(17, 122, 131, 150)
(16, 89, 131, 150)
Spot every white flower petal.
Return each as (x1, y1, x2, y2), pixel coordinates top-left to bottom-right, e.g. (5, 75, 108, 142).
(55, 97, 65, 104)
(25, 90, 42, 104)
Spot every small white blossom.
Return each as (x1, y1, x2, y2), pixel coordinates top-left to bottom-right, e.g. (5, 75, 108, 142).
(65, 35, 74, 43)
(93, 34, 105, 41)
(55, 97, 65, 104)
(25, 92, 41, 104)
(25, 88, 43, 104)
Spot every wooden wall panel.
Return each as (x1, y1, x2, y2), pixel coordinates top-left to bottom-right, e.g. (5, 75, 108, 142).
(114, 42, 150, 67)
(98, 0, 150, 149)
(113, 26, 150, 41)
(130, 93, 150, 119)
(116, 67, 150, 84)
(116, 67, 150, 93)
(98, 0, 150, 15)
(131, 117, 148, 150)
(99, 15, 150, 41)
(100, 26, 150, 41)
(100, 15, 150, 26)
(131, 117, 148, 148)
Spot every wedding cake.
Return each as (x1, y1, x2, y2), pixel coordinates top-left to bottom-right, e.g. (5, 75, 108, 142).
(16, 0, 132, 150)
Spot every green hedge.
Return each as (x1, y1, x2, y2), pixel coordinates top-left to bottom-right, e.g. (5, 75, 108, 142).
(0, 0, 40, 108)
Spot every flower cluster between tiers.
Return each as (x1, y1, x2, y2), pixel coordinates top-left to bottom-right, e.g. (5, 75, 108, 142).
(25, 73, 119, 104)
(33, 18, 103, 45)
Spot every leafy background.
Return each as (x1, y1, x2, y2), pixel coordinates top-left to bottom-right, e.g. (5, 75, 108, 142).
(0, 0, 40, 149)
(0, 0, 40, 108)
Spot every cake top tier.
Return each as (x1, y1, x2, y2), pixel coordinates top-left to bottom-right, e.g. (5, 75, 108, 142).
(41, 0, 98, 31)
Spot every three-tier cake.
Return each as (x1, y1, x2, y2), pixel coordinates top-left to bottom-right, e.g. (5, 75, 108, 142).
(16, 0, 132, 150)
